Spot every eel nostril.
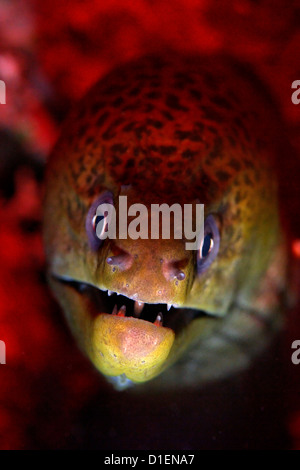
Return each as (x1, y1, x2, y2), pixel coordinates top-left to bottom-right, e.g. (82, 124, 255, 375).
(106, 252, 133, 271)
(162, 259, 187, 282)
(176, 271, 185, 281)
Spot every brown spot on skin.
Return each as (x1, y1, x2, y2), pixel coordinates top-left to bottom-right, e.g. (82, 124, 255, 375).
(147, 119, 163, 129)
(111, 143, 128, 154)
(174, 72, 195, 84)
(175, 130, 191, 141)
(78, 124, 88, 137)
(165, 177, 177, 186)
(90, 165, 99, 176)
(244, 159, 254, 169)
(207, 126, 218, 134)
(123, 121, 136, 133)
(129, 86, 140, 97)
(235, 208, 241, 218)
(234, 116, 251, 142)
(146, 91, 161, 99)
(209, 137, 223, 160)
(79, 163, 86, 173)
(202, 105, 224, 122)
(228, 136, 237, 147)
(102, 128, 116, 141)
(112, 96, 124, 107)
(104, 83, 125, 95)
(91, 101, 106, 114)
(110, 156, 122, 166)
(190, 132, 202, 143)
(166, 94, 189, 112)
(216, 170, 230, 182)
(150, 81, 160, 88)
(136, 73, 159, 81)
(125, 159, 135, 168)
(174, 129, 203, 142)
(103, 118, 126, 141)
(96, 112, 110, 128)
(159, 146, 177, 156)
(123, 102, 140, 112)
(195, 121, 205, 133)
(189, 88, 202, 100)
(85, 136, 94, 146)
(135, 125, 151, 140)
(254, 169, 261, 182)
(243, 173, 252, 186)
(145, 103, 155, 113)
(228, 159, 241, 171)
(147, 156, 163, 166)
(182, 149, 198, 159)
(203, 71, 221, 90)
(211, 95, 233, 110)
(161, 110, 174, 121)
(174, 81, 187, 90)
(235, 191, 242, 204)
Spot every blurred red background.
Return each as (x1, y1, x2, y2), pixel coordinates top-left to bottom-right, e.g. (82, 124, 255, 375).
(0, 0, 299, 450)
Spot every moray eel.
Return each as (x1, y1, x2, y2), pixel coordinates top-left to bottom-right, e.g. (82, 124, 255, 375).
(43, 55, 287, 390)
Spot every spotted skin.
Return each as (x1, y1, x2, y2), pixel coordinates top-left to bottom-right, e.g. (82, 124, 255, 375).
(43, 55, 287, 389)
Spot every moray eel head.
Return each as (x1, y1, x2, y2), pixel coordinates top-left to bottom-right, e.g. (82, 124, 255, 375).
(43, 55, 283, 388)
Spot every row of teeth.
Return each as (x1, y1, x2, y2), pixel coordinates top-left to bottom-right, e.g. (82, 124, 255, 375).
(112, 304, 163, 327)
(107, 290, 175, 313)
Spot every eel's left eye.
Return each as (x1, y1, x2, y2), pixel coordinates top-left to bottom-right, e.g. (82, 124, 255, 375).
(86, 191, 114, 250)
(201, 233, 214, 258)
(197, 214, 220, 274)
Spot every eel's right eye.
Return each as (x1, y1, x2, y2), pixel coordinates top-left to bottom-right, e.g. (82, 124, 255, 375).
(92, 213, 107, 238)
(86, 191, 114, 250)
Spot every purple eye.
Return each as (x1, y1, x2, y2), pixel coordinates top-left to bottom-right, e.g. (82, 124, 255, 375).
(85, 191, 114, 250)
(197, 214, 220, 274)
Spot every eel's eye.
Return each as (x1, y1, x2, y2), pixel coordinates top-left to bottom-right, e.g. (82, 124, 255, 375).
(92, 213, 107, 238)
(201, 233, 214, 258)
(197, 214, 220, 274)
(86, 191, 114, 250)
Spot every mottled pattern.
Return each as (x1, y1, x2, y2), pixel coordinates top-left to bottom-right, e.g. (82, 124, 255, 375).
(50, 56, 273, 200)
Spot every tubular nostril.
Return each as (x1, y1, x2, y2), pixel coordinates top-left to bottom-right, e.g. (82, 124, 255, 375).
(176, 271, 185, 281)
(106, 252, 133, 271)
(162, 259, 187, 282)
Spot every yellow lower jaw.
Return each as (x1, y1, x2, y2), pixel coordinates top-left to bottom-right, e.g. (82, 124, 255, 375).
(90, 314, 175, 383)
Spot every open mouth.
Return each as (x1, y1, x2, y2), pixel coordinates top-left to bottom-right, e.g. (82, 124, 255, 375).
(50, 273, 217, 385)
(52, 274, 208, 335)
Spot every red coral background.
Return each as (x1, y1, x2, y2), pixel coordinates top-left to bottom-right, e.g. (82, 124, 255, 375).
(0, 0, 300, 450)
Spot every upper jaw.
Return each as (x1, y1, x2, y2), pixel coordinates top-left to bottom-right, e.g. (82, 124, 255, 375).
(51, 272, 210, 332)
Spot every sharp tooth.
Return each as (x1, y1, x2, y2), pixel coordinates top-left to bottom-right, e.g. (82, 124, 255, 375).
(108, 290, 113, 296)
(154, 313, 163, 327)
(134, 301, 144, 316)
(112, 304, 118, 315)
(167, 304, 172, 311)
(117, 305, 126, 317)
